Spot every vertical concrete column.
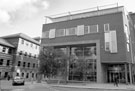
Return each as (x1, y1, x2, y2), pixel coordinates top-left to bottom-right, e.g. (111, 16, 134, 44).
(125, 63, 128, 84)
(129, 63, 132, 84)
(96, 41, 102, 83)
(66, 46, 70, 82)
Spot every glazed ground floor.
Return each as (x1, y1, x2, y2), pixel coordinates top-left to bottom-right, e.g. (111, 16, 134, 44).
(67, 63, 134, 84)
(42, 40, 135, 84)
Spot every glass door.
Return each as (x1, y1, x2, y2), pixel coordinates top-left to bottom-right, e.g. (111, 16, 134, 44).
(107, 65, 126, 83)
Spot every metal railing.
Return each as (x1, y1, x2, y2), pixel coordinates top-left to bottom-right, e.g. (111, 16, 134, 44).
(45, 3, 123, 23)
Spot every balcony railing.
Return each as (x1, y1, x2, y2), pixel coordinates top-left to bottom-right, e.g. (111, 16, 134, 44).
(45, 3, 124, 24)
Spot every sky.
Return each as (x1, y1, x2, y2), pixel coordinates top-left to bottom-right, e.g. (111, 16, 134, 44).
(0, 0, 134, 38)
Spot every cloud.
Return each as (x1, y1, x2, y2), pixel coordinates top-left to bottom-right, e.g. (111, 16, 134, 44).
(0, 9, 10, 23)
(0, 0, 49, 23)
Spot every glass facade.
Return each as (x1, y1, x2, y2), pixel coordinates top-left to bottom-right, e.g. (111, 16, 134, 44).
(69, 45, 97, 81)
(55, 44, 97, 82)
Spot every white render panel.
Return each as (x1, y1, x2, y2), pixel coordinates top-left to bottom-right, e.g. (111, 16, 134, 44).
(49, 29, 55, 38)
(110, 30, 118, 53)
(104, 32, 110, 51)
(77, 25, 84, 36)
(17, 38, 39, 56)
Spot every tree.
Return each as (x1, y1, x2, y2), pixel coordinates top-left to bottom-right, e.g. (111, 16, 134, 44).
(38, 47, 68, 78)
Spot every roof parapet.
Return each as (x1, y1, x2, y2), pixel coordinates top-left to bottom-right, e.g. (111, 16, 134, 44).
(45, 3, 124, 24)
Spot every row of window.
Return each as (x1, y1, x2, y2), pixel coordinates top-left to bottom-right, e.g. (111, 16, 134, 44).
(43, 24, 110, 38)
(20, 38, 39, 50)
(18, 51, 38, 58)
(0, 59, 10, 66)
(0, 45, 12, 54)
(16, 72, 37, 78)
(17, 61, 38, 68)
(0, 72, 10, 78)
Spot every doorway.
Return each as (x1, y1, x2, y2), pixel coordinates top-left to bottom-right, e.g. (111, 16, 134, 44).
(107, 64, 126, 83)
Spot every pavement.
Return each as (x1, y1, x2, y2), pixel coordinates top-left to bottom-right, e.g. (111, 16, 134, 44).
(15, 81, 135, 90)
(42, 81, 135, 90)
(1, 80, 135, 90)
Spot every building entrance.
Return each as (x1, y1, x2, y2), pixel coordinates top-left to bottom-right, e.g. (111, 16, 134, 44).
(107, 64, 127, 83)
(107, 70, 125, 83)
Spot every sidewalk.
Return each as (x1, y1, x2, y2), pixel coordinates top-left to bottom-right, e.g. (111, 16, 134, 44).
(1, 80, 135, 90)
(46, 82, 135, 90)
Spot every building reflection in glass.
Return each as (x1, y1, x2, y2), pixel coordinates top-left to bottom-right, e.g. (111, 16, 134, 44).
(69, 45, 97, 81)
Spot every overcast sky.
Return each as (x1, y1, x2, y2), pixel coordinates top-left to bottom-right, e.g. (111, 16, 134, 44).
(0, 0, 134, 38)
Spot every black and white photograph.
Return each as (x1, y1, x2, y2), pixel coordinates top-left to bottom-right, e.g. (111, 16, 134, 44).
(0, 0, 135, 91)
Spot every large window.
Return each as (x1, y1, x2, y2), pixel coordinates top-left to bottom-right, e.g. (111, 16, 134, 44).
(90, 25, 98, 33)
(66, 27, 77, 36)
(55, 29, 65, 37)
(69, 45, 97, 82)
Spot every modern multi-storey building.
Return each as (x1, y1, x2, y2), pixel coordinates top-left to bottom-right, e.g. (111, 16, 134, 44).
(41, 4, 135, 84)
(0, 38, 15, 79)
(1, 33, 40, 80)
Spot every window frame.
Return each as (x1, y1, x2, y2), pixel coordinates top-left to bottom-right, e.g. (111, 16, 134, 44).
(104, 23, 110, 32)
(84, 26, 90, 34)
(0, 59, 4, 65)
(2, 47, 6, 53)
(6, 60, 10, 66)
(89, 24, 98, 33)
(55, 29, 65, 37)
(18, 61, 21, 66)
(66, 27, 77, 36)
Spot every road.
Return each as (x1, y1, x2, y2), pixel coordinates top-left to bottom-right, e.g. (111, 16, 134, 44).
(0, 80, 134, 91)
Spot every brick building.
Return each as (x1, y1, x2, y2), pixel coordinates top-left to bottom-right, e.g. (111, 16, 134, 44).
(1, 33, 40, 80)
(0, 38, 15, 79)
(41, 4, 135, 84)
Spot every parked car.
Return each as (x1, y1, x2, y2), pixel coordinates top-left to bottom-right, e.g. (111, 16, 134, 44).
(12, 76, 25, 85)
